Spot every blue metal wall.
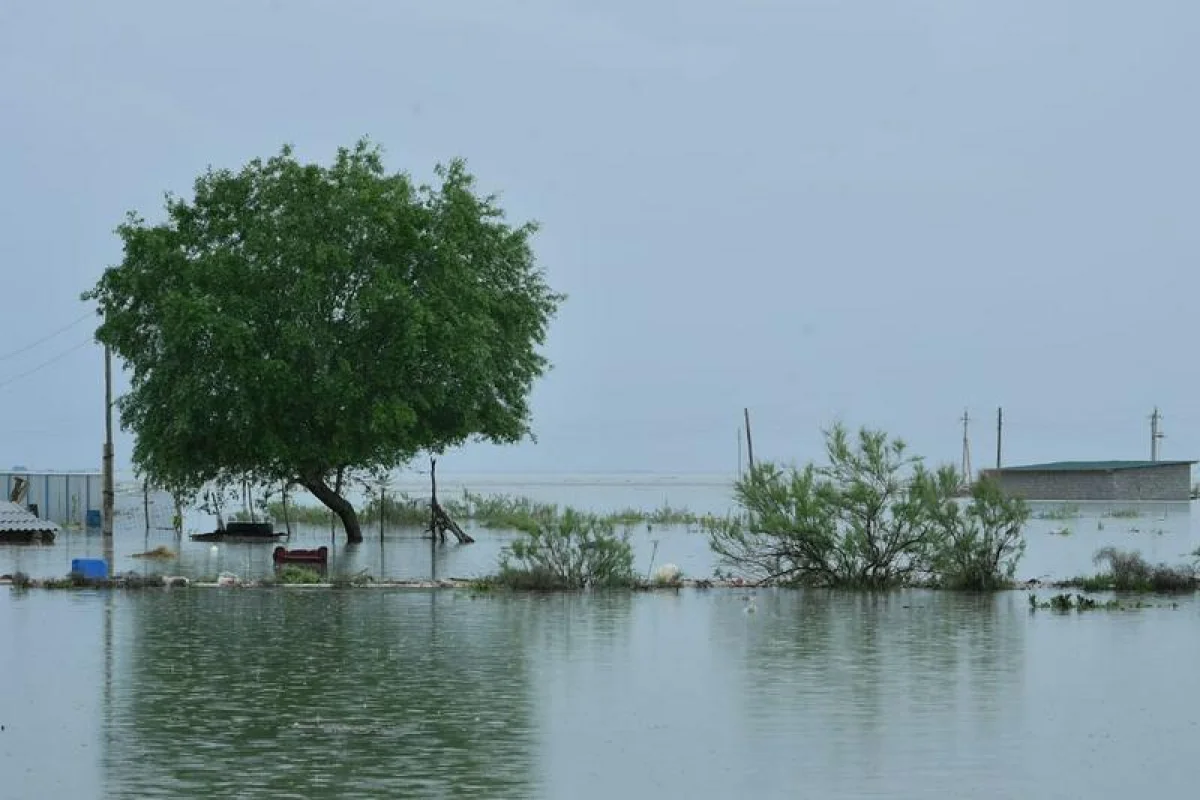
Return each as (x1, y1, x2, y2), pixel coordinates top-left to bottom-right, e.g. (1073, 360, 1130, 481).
(0, 472, 102, 526)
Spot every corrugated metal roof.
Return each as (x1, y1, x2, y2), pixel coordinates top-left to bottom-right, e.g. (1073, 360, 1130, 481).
(992, 460, 1196, 473)
(0, 501, 60, 534)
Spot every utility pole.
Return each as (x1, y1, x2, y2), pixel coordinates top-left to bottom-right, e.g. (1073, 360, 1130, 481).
(743, 408, 755, 471)
(960, 409, 972, 486)
(1150, 407, 1164, 461)
(995, 407, 1003, 470)
(102, 340, 115, 577)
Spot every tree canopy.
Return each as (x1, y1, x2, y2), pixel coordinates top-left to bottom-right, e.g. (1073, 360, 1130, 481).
(85, 140, 562, 541)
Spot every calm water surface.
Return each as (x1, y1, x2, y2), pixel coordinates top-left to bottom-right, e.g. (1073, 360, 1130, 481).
(4, 476, 1200, 798)
(3, 589, 1199, 799)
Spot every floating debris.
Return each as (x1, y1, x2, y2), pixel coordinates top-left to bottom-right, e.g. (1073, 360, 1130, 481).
(131, 546, 176, 560)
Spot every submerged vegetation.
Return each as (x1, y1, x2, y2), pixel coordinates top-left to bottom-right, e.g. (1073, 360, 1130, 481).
(706, 425, 1030, 590)
(1035, 504, 1082, 521)
(236, 489, 702, 534)
(1064, 547, 1197, 593)
(1027, 592, 1178, 612)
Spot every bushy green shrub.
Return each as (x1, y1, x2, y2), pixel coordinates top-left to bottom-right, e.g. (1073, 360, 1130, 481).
(707, 424, 1029, 589)
(496, 509, 635, 589)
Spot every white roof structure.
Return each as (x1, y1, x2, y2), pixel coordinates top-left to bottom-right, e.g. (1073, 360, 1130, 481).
(0, 501, 60, 535)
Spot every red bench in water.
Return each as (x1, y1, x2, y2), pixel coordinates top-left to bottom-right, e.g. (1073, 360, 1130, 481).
(272, 546, 329, 567)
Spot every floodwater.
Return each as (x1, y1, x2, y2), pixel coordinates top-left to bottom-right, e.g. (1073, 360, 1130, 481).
(2, 473, 1198, 583)
(4, 588, 1200, 798)
(4, 476, 1200, 798)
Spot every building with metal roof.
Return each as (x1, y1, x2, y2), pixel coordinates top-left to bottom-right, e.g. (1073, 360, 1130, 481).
(981, 460, 1196, 502)
(0, 500, 59, 543)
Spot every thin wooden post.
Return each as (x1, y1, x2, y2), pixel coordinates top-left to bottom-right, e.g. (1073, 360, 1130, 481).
(995, 407, 1003, 469)
(1150, 407, 1163, 461)
(429, 457, 439, 541)
(142, 478, 150, 535)
(960, 409, 972, 487)
(282, 482, 292, 537)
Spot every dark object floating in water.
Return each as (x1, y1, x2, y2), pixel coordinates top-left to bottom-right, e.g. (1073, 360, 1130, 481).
(191, 521, 284, 542)
(273, 546, 329, 567)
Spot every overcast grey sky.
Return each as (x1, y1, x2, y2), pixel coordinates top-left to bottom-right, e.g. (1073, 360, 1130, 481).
(2, 0, 1198, 476)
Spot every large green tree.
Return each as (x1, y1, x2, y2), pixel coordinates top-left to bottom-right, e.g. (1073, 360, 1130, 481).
(85, 140, 562, 542)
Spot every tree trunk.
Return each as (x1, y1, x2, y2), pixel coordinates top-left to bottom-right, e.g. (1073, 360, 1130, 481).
(301, 473, 363, 544)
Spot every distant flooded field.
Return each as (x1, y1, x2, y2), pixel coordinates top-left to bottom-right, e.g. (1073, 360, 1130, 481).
(2, 474, 1198, 584)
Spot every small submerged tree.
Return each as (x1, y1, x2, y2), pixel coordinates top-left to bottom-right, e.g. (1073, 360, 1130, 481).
(707, 424, 1030, 589)
(84, 140, 562, 542)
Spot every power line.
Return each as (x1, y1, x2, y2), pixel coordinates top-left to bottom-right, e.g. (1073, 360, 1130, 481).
(0, 311, 94, 362)
(0, 339, 94, 391)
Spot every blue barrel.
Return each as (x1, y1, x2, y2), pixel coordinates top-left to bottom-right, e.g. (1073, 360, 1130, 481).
(71, 558, 108, 580)
(85, 510, 102, 528)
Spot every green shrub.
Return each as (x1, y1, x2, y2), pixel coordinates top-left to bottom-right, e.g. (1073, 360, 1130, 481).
(277, 565, 323, 585)
(496, 509, 635, 589)
(707, 424, 1029, 589)
(931, 478, 1029, 590)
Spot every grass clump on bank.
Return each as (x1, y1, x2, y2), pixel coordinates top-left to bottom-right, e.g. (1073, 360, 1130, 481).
(276, 565, 323, 585)
(1064, 547, 1197, 593)
(10, 572, 182, 590)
